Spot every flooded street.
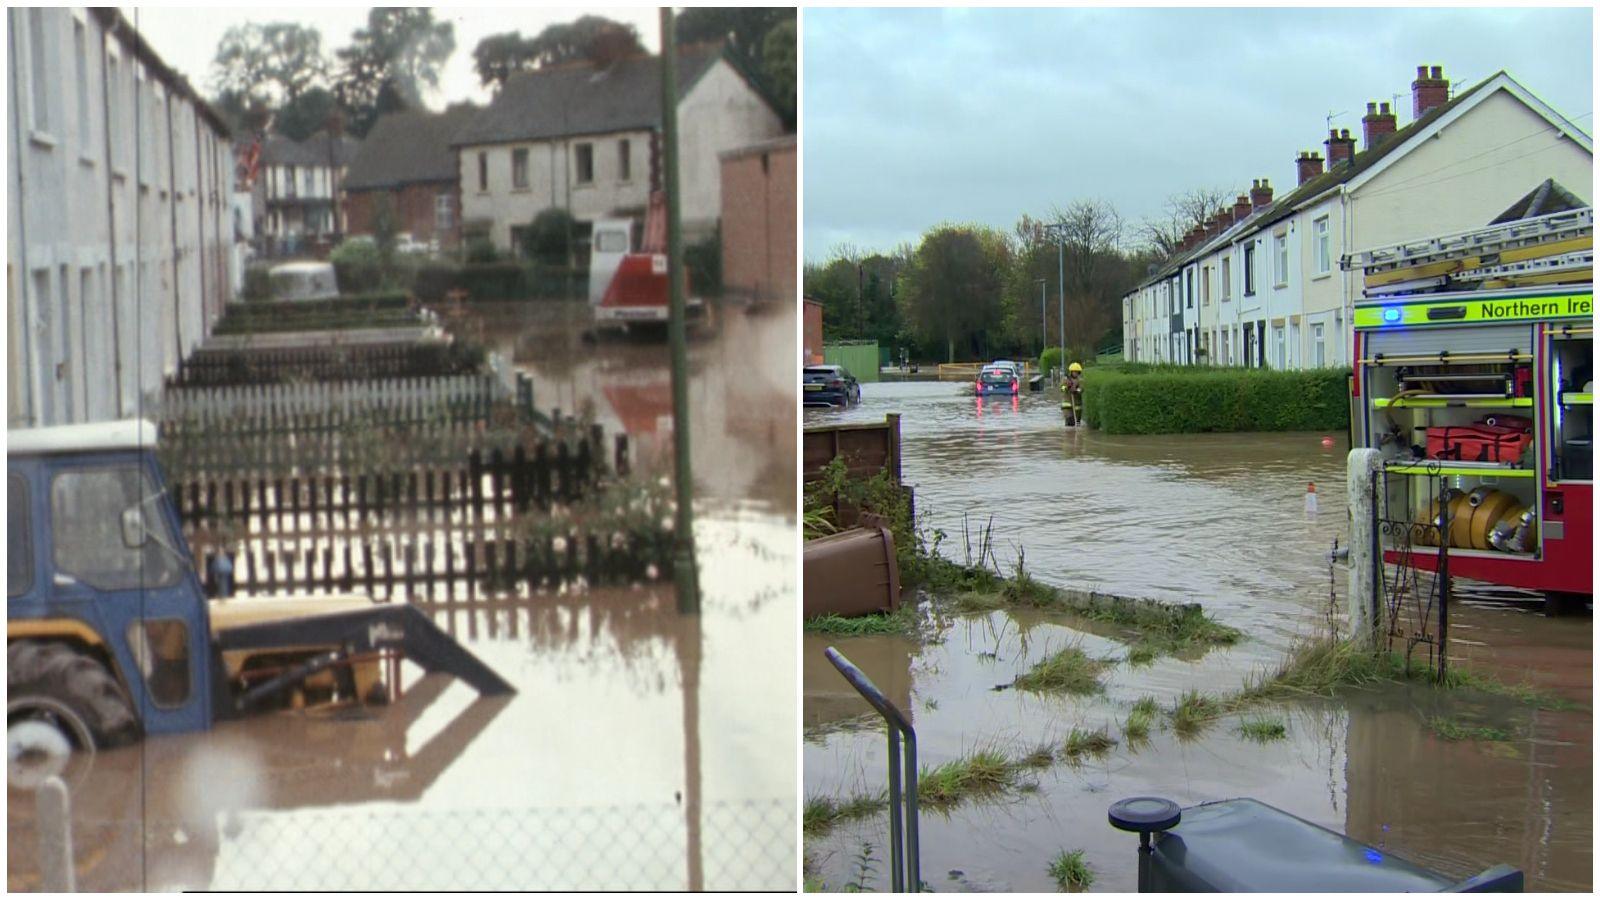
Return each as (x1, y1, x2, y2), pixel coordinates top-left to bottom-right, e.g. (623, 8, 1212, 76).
(804, 380, 1590, 891)
(9, 301, 796, 892)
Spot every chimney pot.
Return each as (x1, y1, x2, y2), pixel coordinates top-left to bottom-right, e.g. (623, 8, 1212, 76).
(1412, 63, 1449, 118)
(1250, 178, 1273, 210)
(1417, 65, 1428, 78)
(1430, 65, 1442, 79)
(1296, 150, 1325, 185)
(1325, 127, 1357, 168)
(1366, 101, 1377, 114)
(1362, 98, 1398, 151)
(1233, 193, 1252, 222)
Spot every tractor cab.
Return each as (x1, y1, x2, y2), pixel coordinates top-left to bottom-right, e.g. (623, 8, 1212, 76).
(8, 420, 513, 787)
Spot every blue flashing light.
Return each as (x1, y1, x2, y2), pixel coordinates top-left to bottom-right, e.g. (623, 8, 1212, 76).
(1382, 308, 1402, 324)
(1364, 848, 1384, 865)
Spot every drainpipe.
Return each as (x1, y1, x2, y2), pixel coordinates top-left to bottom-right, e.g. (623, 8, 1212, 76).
(100, 14, 124, 417)
(166, 85, 182, 364)
(7, 11, 39, 425)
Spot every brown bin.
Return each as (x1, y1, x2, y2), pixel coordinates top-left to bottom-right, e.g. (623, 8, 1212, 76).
(802, 524, 901, 619)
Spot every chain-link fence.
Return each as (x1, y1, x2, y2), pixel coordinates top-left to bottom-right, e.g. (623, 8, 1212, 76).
(14, 795, 794, 892)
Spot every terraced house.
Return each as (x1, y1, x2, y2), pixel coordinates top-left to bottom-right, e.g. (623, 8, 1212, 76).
(453, 45, 785, 255)
(1123, 65, 1593, 370)
(7, 7, 236, 427)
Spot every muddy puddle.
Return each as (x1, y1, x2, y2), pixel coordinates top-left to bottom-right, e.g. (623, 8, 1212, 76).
(9, 301, 797, 892)
(804, 380, 1590, 891)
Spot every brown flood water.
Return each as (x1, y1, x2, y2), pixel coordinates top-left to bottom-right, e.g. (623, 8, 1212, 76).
(803, 380, 1591, 892)
(8, 301, 797, 891)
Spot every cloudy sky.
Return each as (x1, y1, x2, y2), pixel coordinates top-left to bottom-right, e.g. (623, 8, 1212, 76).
(132, 6, 662, 108)
(803, 6, 1594, 261)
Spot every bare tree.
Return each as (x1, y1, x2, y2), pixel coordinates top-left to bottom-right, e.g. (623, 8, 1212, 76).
(1138, 185, 1235, 257)
(1047, 199, 1126, 359)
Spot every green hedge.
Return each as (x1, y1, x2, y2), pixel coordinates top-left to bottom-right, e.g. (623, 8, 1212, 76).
(1083, 365, 1350, 434)
(213, 291, 416, 335)
(412, 262, 585, 303)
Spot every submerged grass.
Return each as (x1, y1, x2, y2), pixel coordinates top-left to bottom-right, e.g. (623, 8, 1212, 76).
(803, 792, 888, 839)
(803, 604, 923, 637)
(919, 748, 1017, 810)
(1237, 715, 1288, 742)
(1060, 726, 1117, 762)
(1012, 645, 1108, 695)
(1124, 696, 1159, 743)
(1428, 716, 1514, 743)
(1019, 743, 1058, 770)
(1048, 849, 1094, 890)
(1171, 690, 1222, 737)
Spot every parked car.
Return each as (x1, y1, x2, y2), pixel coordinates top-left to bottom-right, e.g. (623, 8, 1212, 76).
(976, 360, 1023, 395)
(803, 365, 862, 407)
(267, 261, 339, 302)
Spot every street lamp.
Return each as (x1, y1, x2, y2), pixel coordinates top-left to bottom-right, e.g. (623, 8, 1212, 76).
(1035, 278, 1046, 358)
(1041, 222, 1067, 377)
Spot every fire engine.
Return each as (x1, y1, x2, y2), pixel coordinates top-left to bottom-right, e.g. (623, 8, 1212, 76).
(1348, 207, 1592, 598)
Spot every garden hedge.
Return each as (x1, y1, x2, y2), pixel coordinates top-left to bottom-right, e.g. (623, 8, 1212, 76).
(412, 262, 585, 303)
(1082, 365, 1350, 434)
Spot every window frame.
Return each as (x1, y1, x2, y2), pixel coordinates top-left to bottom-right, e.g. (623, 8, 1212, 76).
(511, 147, 530, 190)
(1314, 215, 1332, 276)
(574, 141, 595, 185)
(477, 151, 488, 192)
(27, 8, 55, 142)
(48, 464, 183, 593)
(1273, 231, 1288, 288)
(10, 473, 34, 597)
(1221, 256, 1231, 300)
(1243, 243, 1257, 296)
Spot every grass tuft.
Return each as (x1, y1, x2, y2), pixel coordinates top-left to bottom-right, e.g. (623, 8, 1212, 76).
(804, 792, 887, 839)
(1061, 726, 1117, 761)
(1012, 645, 1107, 694)
(1171, 690, 1221, 736)
(919, 748, 1017, 810)
(1019, 743, 1057, 770)
(1124, 696, 1159, 743)
(803, 605, 921, 637)
(1237, 715, 1288, 742)
(1048, 849, 1094, 890)
(1428, 716, 1514, 742)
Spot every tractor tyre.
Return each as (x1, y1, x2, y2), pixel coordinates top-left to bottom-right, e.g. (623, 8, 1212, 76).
(8, 641, 141, 750)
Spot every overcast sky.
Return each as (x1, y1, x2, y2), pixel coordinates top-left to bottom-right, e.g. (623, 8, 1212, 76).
(131, 6, 663, 109)
(803, 6, 1595, 262)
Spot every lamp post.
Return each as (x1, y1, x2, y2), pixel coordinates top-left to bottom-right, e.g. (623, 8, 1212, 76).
(1042, 222, 1067, 377)
(1035, 278, 1046, 358)
(660, 8, 698, 613)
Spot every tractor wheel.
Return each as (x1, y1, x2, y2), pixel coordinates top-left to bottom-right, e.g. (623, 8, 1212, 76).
(8, 641, 141, 755)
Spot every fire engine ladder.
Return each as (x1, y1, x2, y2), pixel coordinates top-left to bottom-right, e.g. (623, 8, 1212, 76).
(1347, 208, 1593, 298)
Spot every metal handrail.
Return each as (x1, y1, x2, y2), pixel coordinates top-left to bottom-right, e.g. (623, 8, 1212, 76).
(824, 646, 920, 892)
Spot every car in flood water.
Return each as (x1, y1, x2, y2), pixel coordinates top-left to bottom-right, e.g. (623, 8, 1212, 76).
(802, 365, 861, 407)
(976, 360, 1022, 395)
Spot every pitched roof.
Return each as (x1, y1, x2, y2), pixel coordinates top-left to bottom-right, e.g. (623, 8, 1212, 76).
(1136, 72, 1508, 290)
(259, 131, 362, 168)
(452, 46, 749, 147)
(344, 106, 480, 190)
(1489, 178, 1588, 224)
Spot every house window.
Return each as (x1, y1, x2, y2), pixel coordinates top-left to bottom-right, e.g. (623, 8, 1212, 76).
(285, 165, 297, 198)
(1314, 216, 1331, 275)
(303, 168, 314, 196)
(107, 52, 122, 169)
(511, 148, 529, 189)
(1274, 232, 1288, 287)
(1202, 265, 1211, 306)
(74, 19, 90, 151)
(1221, 257, 1231, 300)
(1273, 325, 1286, 369)
(618, 139, 631, 181)
(1313, 322, 1326, 367)
(434, 192, 454, 233)
(575, 142, 594, 184)
(477, 151, 488, 191)
(29, 8, 50, 134)
(1185, 270, 1193, 308)
(1244, 243, 1256, 296)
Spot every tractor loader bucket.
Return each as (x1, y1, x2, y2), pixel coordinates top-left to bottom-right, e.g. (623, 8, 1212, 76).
(214, 604, 515, 702)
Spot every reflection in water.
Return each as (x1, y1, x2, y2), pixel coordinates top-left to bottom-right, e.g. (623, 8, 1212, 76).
(9, 303, 796, 891)
(803, 380, 1589, 892)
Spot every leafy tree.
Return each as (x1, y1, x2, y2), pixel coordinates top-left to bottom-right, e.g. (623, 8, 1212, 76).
(521, 208, 579, 267)
(760, 18, 797, 127)
(675, 7, 795, 128)
(473, 17, 645, 90)
(210, 23, 328, 106)
(273, 86, 339, 141)
(335, 8, 455, 136)
(899, 225, 1010, 362)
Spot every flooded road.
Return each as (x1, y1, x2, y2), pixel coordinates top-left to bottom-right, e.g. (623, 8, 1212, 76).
(804, 379, 1590, 891)
(9, 300, 796, 891)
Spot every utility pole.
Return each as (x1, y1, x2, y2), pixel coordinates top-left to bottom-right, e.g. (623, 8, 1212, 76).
(1042, 222, 1067, 375)
(661, 8, 698, 612)
(1035, 278, 1046, 357)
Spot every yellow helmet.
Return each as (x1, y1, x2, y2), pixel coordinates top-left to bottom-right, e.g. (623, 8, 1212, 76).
(1068, 362, 1083, 373)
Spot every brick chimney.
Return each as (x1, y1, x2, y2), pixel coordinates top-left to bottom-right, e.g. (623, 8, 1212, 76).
(1362, 101, 1397, 150)
(1295, 151, 1324, 185)
(1324, 128, 1356, 168)
(1232, 193, 1251, 222)
(1207, 209, 1229, 238)
(1412, 64, 1449, 118)
(1250, 178, 1273, 210)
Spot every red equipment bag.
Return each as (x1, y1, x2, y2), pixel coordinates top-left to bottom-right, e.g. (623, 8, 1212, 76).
(1425, 423, 1532, 463)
